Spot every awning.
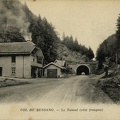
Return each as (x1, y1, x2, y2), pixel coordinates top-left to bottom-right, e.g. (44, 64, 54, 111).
(31, 61, 43, 68)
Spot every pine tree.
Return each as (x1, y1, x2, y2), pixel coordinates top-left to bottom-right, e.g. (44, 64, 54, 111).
(31, 16, 58, 63)
(86, 47, 94, 60)
(116, 15, 120, 49)
(74, 37, 79, 51)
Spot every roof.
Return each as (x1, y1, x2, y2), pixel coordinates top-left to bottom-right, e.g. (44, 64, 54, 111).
(31, 61, 43, 68)
(35, 49, 44, 58)
(0, 41, 36, 55)
(43, 62, 63, 69)
(54, 60, 66, 67)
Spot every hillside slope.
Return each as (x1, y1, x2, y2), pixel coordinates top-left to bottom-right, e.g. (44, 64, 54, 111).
(0, 0, 91, 63)
(96, 34, 117, 62)
(57, 43, 89, 63)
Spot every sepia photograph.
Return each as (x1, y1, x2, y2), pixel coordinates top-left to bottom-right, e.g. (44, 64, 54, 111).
(0, 0, 120, 119)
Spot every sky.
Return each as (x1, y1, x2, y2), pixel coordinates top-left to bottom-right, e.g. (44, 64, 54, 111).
(20, 0, 120, 55)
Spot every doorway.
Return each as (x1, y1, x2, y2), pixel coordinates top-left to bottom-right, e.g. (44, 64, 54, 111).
(0, 67, 2, 76)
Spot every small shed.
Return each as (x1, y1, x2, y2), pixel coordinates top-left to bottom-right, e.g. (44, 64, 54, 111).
(43, 62, 66, 78)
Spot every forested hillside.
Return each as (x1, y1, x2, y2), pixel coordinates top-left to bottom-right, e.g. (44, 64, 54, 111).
(57, 43, 90, 63)
(96, 14, 120, 69)
(95, 15, 120, 103)
(62, 34, 94, 60)
(0, 0, 94, 63)
(96, 34, 117, 68)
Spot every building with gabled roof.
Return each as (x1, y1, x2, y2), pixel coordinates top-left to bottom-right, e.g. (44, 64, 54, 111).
(0, 41, 35, 54)
(0, 41, 44, 78)
(43, 60, 68, 78)
(54, 60, 66, 67)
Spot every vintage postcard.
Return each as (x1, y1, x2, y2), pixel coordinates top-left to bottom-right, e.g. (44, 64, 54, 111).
(0, 0, 120, 119)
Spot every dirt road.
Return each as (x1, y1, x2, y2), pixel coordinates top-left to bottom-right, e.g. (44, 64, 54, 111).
(0, 75, 113, 105)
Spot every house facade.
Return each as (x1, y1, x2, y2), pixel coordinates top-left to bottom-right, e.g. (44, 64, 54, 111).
(0, 41, 44, 78)
(43, 60, 68, 78)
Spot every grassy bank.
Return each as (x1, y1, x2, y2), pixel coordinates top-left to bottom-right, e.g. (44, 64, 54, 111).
(0, 78, 30, 88)
(96, 66, 120, 104)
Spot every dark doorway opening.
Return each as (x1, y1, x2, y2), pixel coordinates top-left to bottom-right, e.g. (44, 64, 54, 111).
(31, 67, 43, 78)
(31, 66, 37, 78)
(76, 65, 89, 75)
(0, 67, 2, 76)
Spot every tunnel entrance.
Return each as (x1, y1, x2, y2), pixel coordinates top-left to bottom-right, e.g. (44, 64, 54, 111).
(76, 65, 89, 75)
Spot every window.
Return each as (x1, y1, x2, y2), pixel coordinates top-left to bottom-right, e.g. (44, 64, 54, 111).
(11, 56, 16, 63)
(37, 57, 43, 64)
(11, 67, 16, 75)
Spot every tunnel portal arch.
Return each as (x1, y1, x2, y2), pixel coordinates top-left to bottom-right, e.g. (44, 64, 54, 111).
(76, 65, 90, 75)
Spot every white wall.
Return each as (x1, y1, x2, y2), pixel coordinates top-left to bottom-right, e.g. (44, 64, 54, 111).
(0, 55, 31, 78)
(0, 56, 11, 77)
(16, 55, 31, 78)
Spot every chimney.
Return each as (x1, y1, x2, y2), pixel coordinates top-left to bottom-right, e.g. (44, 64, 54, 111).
(23, 33, 32, 41)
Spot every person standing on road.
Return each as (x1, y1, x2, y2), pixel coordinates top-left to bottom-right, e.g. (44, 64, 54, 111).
(104, 64, 109, 78)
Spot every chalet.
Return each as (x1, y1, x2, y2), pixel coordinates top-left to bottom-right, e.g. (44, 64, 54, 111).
(43, 60, 68, 78)
(0, 41, 44, 78)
